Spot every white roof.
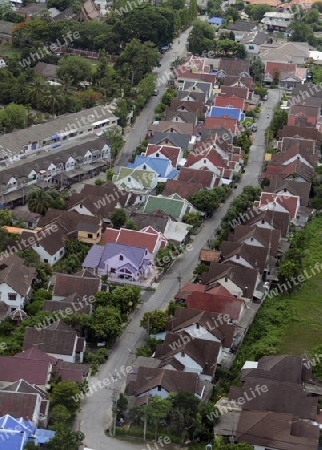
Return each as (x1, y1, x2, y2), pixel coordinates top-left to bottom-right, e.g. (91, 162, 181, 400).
(164, 221, 191, 242)
(242, 361, 258, 370)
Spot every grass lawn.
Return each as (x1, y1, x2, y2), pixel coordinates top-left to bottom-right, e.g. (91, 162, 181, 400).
(0, 43, 22, 58)
(279, 216, 322, 355)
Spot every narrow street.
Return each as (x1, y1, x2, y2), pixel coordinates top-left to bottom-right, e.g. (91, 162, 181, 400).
(76, 89, 280, 450)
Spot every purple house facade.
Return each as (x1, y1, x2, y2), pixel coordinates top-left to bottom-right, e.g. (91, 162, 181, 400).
(82, 242, 153, 281)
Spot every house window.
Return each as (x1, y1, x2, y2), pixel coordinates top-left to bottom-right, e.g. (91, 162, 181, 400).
(248, 45, 254, 50)
(110, 268, 116, 273)
(128, 177, 131, 182)
(44, 259, 48, 263)
(261, 219, 265, 224)
(120, 255, 124, 260)
(181, 351, 185, 357)
(143, 165, 146, 170)
(156, 153, 160, 157)
(204, 159, 207, 163)
(158, 385, 161, 391)
(80, 204, 83, 208)
(60, 250, 64, 255)
(196, 323, 200, 329)
(8, 293, 16, 301)
(88, 233, 93, 239)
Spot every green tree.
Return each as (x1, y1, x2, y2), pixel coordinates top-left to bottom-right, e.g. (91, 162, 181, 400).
(43, 85, 63, 117)
(51, 404, 72, 429)
(289, 22, 316, 45)
(155, 182, 166, 195)
(28, 76, 47, 109)
(140, 310, 168, 334)
(142, 396, 172, 440)
(188, 19, 215, 54)
(114, 98, 130, 129)
(188, 190, 219, 215)
(50, 380, 82, 415)
(57, 55, 93, 85)
(124, 218, 139, 230)
(103, 126, 124, 160)
(0, 103, 28, 132)
(270, 109, 288, 138)
(110, 208, 127, 229)
(245, 3, 273, 21)
(182, 211, 201, 227)
(0, 210, 12, 226)
(106, 168, 116, 181)
(27, 188, 53, 215)
(88, 306, 122, 342)
(45, 428, 81, 450)
(0, 228, 9, 253)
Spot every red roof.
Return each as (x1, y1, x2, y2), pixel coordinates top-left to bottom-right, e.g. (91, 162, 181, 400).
(206, 284, 232, 296)
(258, 192, 300, 219)
(101, 227, 167, 253)
(185, 291, 243, 321)
(0, 356, 50, 385)
(177, 167, 215, 188)
(220, 85, 249, 99)
(145, 144, 182, 167)
(214, 95, 245, 111)
(204, 116, 239, 134)
(265, 62, 296, 77)
(163, 179, 202, 199)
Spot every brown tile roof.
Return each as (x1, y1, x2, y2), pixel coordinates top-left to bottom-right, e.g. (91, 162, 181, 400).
(178, 167, 216, 187)
(230, 377, 317, 420)
(214, 95, 245, 111)
(163, 179, 202, 199)
(220, 85, 249, 99)
(289, 104, 320, 119)
(0, 254, 36, 297)
(145, 144, 182, 167)
(165, 109, 198, 124)
(43, 296, 92, 315)
(239, 208, 290, 237)
(127, 366, 199, 396)
(174, 283, 207, 301)
(154, 332, 220, 377)
(148, 121, 194, 137)
(242, 355, 306, 383)
(218, 58, 250, 76)
(129, 210, 171, 233)
(199, 249, 221, 263)
(14, 346, 57, 366)
(166, 306, 235, 348)
(34, 62, 58, 79)
(264, 179, 311, 206)
(37, 209, 101, 234)
(222, 76, 255, 90)
(0, 356, 50, 385)
(292, 83, 322, 99)
(23, 320, 78, 356)
(185, 291, 243, 321)
(177, 90, 206, 103)
(23, 224, 66, 256)
(2, 379, 47, 397)
(53, 272, 100, 299)
(204, 116, 239, 134)
(263, 159, 315, 182)
(278, 125, 321, 143)
(257, 192, 300, 219)
(201, 262, 258, 299)
(279, 136, 316, 153)
(235, 411, 319, 450)
(230, 225, 281, 256)
(220, 241, 268, 273)
(168, 99, 205, 114)
(0, 391, 39, 422)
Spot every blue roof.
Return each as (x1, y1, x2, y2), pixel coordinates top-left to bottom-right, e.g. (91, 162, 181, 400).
(0, 415, 36, 435)
(207, 106, 244, 121)
(127, 156, 177, 179)
(82, 244, 104, 269)
(35, 428, 56, 444)
(208, 17, 224, 24)
(0, 430, 26, 450)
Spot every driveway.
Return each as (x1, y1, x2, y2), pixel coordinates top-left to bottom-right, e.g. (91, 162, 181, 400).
(76, 89, 280, 450)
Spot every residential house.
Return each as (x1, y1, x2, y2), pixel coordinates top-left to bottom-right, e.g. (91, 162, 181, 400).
(53, 271, 101, 301)
(222, 76, 255, 92)
(127, 155, 179, 182)
(11, 209, 40, 229)
(177, 90, 207, 103)
(139, 194, 195, 220)
(184, 148, 233, 185)
(185, 291, 245, 323)
(220, 85, 250, 100)
(165, 109, 198, 126)
(207, 105, 245, 122)
(148, 132, 192, 153)
(83, 242, 153, 281)
(43, 293, 93, 316)
(0, 255, 36, 313)
(214, 95, 245, 112)
(220, 240, 270, 276)
(208, 16, 225, 28)
(153, 332, 221, 380)
(264, 62, 307, 89)
(175, 282, 208, 302)
(259, 42, 312, 64)
(178, 80, 213, 102)
(201, 262, 267, 301)
(67, 182, 133, 225)
(240, 30, 267, 55)
(227, 20, 257, 42)
(166, 306, 236, 352)
(271, 145, 318, 169)
(204, 116, 240, 137)
(229, 224, 281, 257)
(20, 225, 65, 266)
(34, 62, 59, 83)
(15, 346, 90, 383)
(167, 99, 206, 117)
(175, 71, 217, 87)
(217, 58, 250, 78)
(277, 136, 316, 156)
(261, 11, 293, 33)
(263, 159, 315, 183)
(101, 226, 168, 257)
(147, 121, 195, 139)
(0, 414, 43, 449)
(112, 167, 158, 194)
(127, 366, 211, 402)
(163, 220, 192, 245)
(0, 356, 51, 390)
(254, 192, 301, 220)
(23, 320, 86, 363)
(0, 20, 16, 44)
(278, 125, 322, 150)
(1, 380, 49, 427)
(144, 144, 183, 169)
(16, 3, 47, 19)
(163, 168, 217, 198)
(0, 392, 43, 428)
(236, 208, 290, 237)
(80, 0, 101, 20)
(199, 249, 221, 265)
(264, 179, 311, 206)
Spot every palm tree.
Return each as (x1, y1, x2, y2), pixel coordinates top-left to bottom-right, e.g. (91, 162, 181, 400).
(27, 188, 52, 215)
(28, 76, 47, 109)
(43, 85, 63, 118)
(58, 73, 74, 96)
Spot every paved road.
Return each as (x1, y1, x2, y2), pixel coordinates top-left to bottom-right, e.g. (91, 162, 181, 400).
(115, 30, 191, 169)
(76, 89, 280, 449)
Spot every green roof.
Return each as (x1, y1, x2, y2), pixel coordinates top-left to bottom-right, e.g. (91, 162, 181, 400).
(142, 196, 187, 219)
(114, 167, 156, 188)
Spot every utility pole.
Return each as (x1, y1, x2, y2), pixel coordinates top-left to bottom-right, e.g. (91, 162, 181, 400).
(111, 387, 118, 436)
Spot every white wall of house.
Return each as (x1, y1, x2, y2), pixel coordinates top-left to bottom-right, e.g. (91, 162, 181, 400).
(0, 282, 25, 311)
(65, 156, 76, 171)
(180, 325, 221, 344)
(187, 159, 222, 176)
(70, 203, 95, 216)
(243, 237, 265, 247)
(217, 276, 243, 298)
(255, 220, 275, 230)
(139, 387, 169, 399)
(32, 243, 65, 266)
(224, 255, 253, 269)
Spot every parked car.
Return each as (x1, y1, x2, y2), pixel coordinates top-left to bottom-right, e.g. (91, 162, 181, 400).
(252, 125, 257, 132)
(152, 89, 159, 96)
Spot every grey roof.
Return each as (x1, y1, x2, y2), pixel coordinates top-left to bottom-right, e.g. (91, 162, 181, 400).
(18, 3, 47, 14)
(241, 30, 267, 46)
(149, 132, 190, 150)
(228, 20, 257, 32)
(52, 6, 76, 20)
(0, 20, 16, 34)
(34, 62, 58, 79)
(181, 80, 212, 94)
(0, 107, 117, 159)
